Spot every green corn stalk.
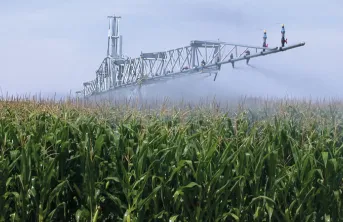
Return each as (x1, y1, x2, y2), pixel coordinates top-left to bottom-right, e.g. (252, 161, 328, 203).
(1, 98, 343, 221)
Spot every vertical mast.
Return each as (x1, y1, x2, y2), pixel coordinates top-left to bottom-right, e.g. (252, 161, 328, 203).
(107, 15, 123, 88)
(107, 15, 122, 59)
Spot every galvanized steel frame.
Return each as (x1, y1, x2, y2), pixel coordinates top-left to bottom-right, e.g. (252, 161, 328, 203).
(76, 15, 305, 98)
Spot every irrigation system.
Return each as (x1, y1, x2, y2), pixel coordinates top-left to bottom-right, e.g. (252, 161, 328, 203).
(76, 14, 305, 98)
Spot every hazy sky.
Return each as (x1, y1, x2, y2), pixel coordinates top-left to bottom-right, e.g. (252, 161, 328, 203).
(0, 0, 342, 99)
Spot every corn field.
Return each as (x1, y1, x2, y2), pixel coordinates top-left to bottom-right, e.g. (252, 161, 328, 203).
(0, 98, 342, 221)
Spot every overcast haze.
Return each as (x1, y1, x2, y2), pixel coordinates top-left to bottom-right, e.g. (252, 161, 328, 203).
(0, 0, 342, 100)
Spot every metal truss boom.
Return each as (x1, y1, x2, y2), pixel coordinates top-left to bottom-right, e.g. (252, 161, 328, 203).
(76, 15, 305, 98)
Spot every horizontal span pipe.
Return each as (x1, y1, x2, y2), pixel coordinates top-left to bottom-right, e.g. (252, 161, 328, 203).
(221, 43, 278, 50)
(205, 42, 306, 69)
(191, 40, 276, 49)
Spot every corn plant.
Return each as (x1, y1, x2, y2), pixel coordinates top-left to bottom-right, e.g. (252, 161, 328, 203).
(0, 98, 342, 221)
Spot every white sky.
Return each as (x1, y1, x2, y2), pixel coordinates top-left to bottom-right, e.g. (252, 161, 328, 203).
(0, 0, 342, 99)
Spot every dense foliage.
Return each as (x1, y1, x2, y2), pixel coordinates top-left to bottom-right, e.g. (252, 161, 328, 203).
(0, 99, 342, 221)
